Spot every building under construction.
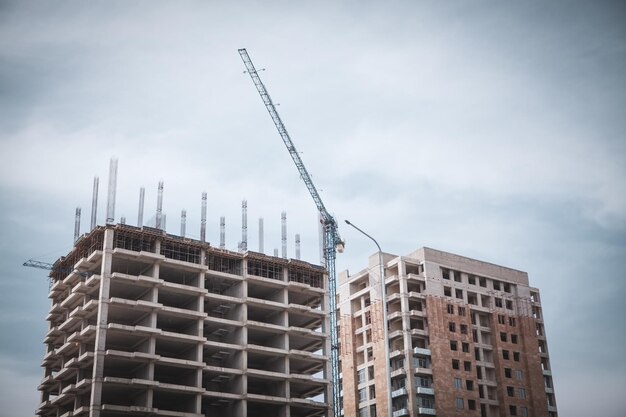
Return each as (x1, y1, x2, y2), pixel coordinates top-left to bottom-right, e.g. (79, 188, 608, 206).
(37, 223, 331, 417)
(338, 247, 557, 417)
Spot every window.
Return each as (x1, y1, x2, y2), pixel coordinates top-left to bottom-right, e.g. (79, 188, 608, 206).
(367, 347, 373, 359)
(500, 332, 508, 342)
(357, 369, 366, 384)
(498, 314, 506, 325)
(503, 350, 510, 360)
(359, 408, 367, 417)
(511, 334, 518, 344)
(515, 370, 523, 380)
(493, 281, 501, 291)
(460, 324, 468, 335)
(454, 271, 462, 282)
(462, 342, 470, 353)
(455, 289, 463, 299)
(479, 277, 487, 287)
(466, 380, 474, 391)
(454, 377, 462, 389)
(449, 322, 456, 332)
(468, 399, 476, 410)
(464, 361, 472, 371)
(503, 283, 511, 293)
(369, 385, 376, 399)
(365, 311, 372, 325)
(444, 286, 452, 297)
(419, 396, 434, 408)
(506, 300, 513, 310)
(472, 329, 478, 343)
(507, 386, 514, 397)
(467, 292, 477, 305)
(474, 348, 481, 361)
(513, 352, 520, 362)
(452, 359, 460, 370)
(450, 341, 458, 351)
(418, 376, 432, 388)
(509, 317, 516, 327)
(358, 388, 367, 402)
(447, 304, 455, 314)
(505, 368, 512, 378)
(509, 405, 518, 416)
(468, 275, 476, 285)
(458, 306, 466, 316)
(456, 397, 464, 410)
(442, 268, 450, 280)
(520, 406, 528, 417)
(415, 357, 429, 368)
(495, 298, 503, 308)
(518, 388, 526, 399)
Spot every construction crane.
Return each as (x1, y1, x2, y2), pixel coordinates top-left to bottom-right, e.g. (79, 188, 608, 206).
(239, 48, 344, 417)
(23, 259, 90, 287)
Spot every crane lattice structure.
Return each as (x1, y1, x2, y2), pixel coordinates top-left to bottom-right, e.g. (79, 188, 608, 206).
(23, 259, 90, 287)
(239, 48, 344, 417)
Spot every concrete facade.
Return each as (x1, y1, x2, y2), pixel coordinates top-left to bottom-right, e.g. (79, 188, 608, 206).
(37, 224, 331, 417)
(338, 247, 557, 417)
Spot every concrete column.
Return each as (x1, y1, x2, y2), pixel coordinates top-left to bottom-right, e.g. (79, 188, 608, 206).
(89, 227, 114, 417)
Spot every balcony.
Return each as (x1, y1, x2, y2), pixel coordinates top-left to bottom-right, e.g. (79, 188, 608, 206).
(392, 408, 409, 417)
(390, 368, 406, 378)
(406, 273, 425, 282)
(391, 388, 408, 398)
(416, 386, 434, 395)
(418, 407, 436, 415)
(543, 369, 552, 376)
(414, 366, 433, 376)
(390, 349, 404, 359)
(413, 347, 431, 356)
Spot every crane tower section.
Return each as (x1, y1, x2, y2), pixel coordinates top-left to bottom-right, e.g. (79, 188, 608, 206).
(239, 48, 343, 417)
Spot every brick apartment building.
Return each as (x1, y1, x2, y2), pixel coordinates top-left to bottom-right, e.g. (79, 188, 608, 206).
(338, 247, 557, 417)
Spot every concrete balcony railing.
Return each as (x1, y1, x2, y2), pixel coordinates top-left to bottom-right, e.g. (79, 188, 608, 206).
(413, 347, 432, 356)
(390, 349, 404, 359)
(416, 386, 434, 395)
(418, 407, 436, 415)
(388, 311, 403, 321)
(406, 273, 425, 282)
(390, 368, 406, 378)
(407, 291, 424, 300)
(543, 369, 552, 376)
(414, 366, 433, 376)
(392, 408, 409, 417)
(391, 388, 408, 398)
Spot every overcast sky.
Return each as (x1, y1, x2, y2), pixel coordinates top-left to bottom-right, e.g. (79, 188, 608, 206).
(1, 1, 625, 416)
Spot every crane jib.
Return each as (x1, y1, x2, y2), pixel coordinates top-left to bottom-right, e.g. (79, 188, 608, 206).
(239, 48, 343, 417)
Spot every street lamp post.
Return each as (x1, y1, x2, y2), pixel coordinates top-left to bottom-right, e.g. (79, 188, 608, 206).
(344, 220, 393, 417)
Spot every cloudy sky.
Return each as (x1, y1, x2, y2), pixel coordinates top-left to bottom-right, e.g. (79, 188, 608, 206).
(1, 1, 625, 416)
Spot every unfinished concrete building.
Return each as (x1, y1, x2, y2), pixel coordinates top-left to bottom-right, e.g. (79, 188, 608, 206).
(37, 224, 330, 417)
(338, 247, 557, 417)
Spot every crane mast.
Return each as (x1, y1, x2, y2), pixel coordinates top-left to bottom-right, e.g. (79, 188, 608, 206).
(239, 48, 343, 417)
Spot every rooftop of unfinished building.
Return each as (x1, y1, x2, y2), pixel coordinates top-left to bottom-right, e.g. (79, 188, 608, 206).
(51, 223, 325, 281)
(340, 246, 529, 286)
